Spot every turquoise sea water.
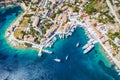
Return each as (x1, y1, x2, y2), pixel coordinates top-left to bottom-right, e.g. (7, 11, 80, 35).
(0, 6, 120, 80)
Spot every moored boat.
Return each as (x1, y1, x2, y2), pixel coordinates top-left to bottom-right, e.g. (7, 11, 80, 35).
(42, 49, 53, 54)
(83, 45, 94, 54)
(82, 43, 91, 49)
(82, 39, 94, 49)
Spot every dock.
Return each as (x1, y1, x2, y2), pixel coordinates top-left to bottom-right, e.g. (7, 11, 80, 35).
(38, 46, 43, 56)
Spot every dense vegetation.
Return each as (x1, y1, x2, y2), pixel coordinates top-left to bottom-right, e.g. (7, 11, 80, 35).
(73, 6, 79, 12)
(84, 0, 98, 14)
(118, 10, 120, 15)
(109, 40, 118, 50)
(107, 31, 120, 50)
(23, 14, 33, 17)
(98, 14, 115, 23)
(107, 32, 120, 40)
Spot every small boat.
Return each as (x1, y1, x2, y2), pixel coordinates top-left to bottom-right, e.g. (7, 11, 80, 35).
(54, 58, 61, 62)
(118, 73, 120, 75)
(66, 55, 69, 60)
(76, 42, 80, 47)
(69, 32, 72, 36)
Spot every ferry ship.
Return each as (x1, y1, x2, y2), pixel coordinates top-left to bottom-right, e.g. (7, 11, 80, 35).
(54, 58, 61, 62)
(83, 45, 94, 54)
(82, 42, 91, 50)
(82, 39, 94, 49)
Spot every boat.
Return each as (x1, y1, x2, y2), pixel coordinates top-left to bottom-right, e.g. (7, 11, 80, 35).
(69, 32, 72, 36)
(42, 49, 53, 54)
(76, 42, 80, 47)
(65, 55, 69, 60)
(82, 39, 94, 49)
(118, 73, 120, 75)
(82, 43, 91, 49)
(83, 45, 94, 54)
(54, 58, 61, 62)
(71, 28, 74, 32)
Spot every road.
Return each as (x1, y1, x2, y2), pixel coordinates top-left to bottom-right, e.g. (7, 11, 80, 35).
(106, 0, 120, 24)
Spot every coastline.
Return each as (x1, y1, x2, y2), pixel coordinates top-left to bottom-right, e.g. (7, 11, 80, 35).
(4, 6, 28, 49)
(82, 25, 120, 71)
(0, 5, 22, 11)
(82, 27, 114, 66)
(3, 3, 120, 72)
(0, 1, 120, 80)
(99, 40, 120, 69)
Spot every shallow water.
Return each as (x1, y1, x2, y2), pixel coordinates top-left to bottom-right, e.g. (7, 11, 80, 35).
(0, 6, 120, 80)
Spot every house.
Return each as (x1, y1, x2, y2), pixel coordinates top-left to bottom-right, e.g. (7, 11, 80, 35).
(31, 0, 38, 3)
(63, 23, 70, 32)
(62, 6, 68, 11)
(45, 24, 58, 38)
(92, 26, 103, 39)
(50, 0, 59, 4)
(68, 7, 73, 15)
(32, 16, 39, 27)
(114, 37, 120, 47)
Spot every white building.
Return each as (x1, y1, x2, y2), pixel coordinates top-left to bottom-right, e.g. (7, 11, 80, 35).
(32, 16, 40, 27)
(20, 3, 27, 10)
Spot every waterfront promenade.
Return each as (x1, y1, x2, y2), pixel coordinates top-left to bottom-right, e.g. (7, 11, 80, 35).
(80, 18, 120, 70)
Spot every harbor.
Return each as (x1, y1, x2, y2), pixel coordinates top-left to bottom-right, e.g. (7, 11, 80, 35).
(1, 0, 120, 80)
(0, 8, 119, 79)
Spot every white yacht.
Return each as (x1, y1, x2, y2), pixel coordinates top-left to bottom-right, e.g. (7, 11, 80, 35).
(42, 49, 53, 54)
(65, 55, 69, 60)
(82, 39, 94, 49)
(71, 28, 74, 32)
(76, 42, 80, 47)
(69, 32, 72, 36)
(54, 58, 61, 62)
(83, 45, 94, 54)
(118, 73, 120, 75)
(82, 43, 91, 49)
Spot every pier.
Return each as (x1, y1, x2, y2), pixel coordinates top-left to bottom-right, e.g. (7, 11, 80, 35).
(38, 45, 43, 56)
